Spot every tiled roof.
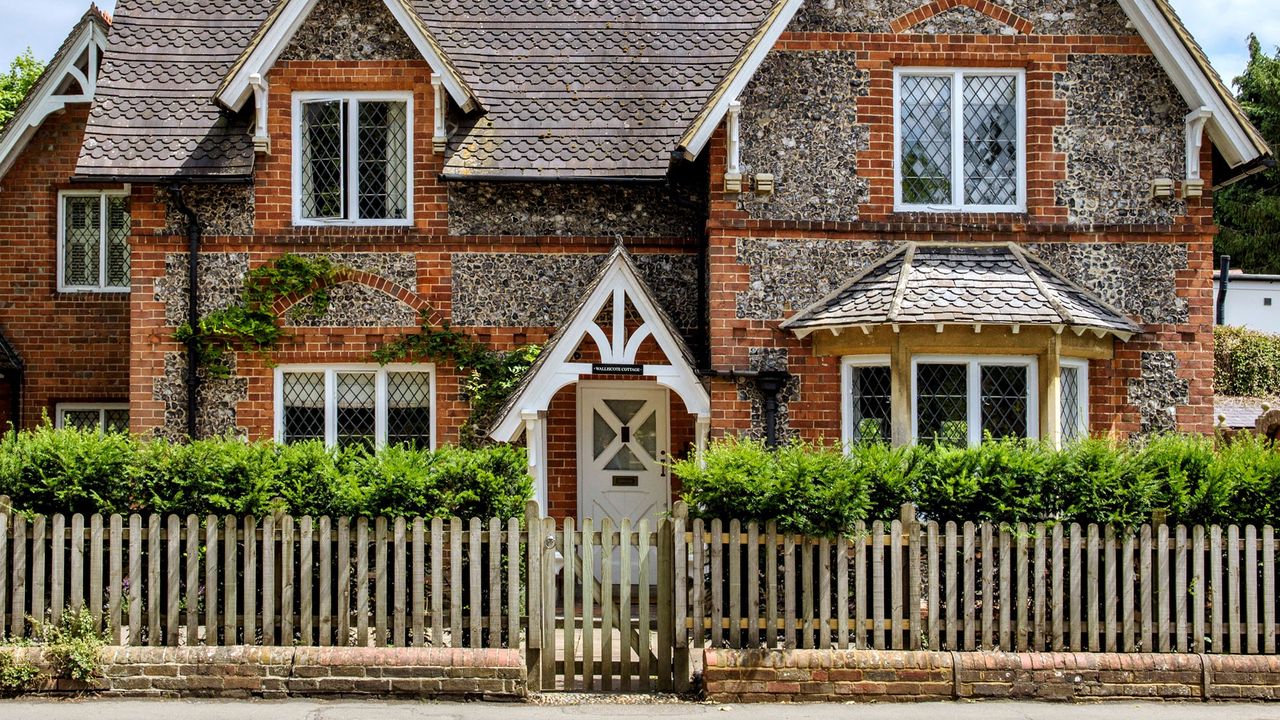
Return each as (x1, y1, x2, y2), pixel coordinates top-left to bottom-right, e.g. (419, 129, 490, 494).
(76, 0, 273, 179)
(781, 243, 1142, 336)
(422, 0, 779, 179)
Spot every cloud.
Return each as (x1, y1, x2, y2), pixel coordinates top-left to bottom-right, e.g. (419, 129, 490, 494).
(1169, 0, 1280, 87)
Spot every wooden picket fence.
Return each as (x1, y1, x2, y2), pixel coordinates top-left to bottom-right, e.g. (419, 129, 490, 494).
(0, 497, 1278, 693)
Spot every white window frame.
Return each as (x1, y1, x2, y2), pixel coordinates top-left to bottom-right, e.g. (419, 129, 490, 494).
(56, 189, 131, 293)
(911, 355, 1039, 447)
(1059, 357, 1090, 443)
(273, 364, 436, 450)
(841, 355, 892, 449)
(291, 91, 415, 228)
(893, 67, 1027, 213)
(55, 403, 129, 431)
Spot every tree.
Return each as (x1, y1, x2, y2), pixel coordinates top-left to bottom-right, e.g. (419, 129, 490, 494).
(1215, 35, 1280, 274)
(0, 49, 45, 131)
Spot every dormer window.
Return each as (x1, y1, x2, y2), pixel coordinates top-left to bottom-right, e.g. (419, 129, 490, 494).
(894, 68, 1026, 213)
(291, 92, 412, 226)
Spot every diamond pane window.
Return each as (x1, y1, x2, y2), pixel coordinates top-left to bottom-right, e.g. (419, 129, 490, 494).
(336, 372, 376, 450)
(57, 405, 129, 434)
(61, 193, 130, 291)
(387, 371, 431, 449)
(980, 364, 1029, 440)
(278, 367, 434, 450)
(849, 364, 892, 444)
(282, 371, 326, 444)
(916, 363, 968, 447)
(297, 95, 410, 224)
(897, 69, 1023, 211)
(1060, 361, 1089, 443)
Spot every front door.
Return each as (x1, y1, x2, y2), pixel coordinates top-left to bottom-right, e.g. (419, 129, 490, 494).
(578, 383, 670, 528)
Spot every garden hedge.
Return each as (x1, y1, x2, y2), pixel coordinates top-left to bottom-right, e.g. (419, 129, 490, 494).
(0, 425, 532, 519)
(1215, 324, 1280, 397)
(675, 434, 1280, 533)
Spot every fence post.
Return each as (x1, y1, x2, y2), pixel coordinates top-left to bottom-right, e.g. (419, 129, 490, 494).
(657, 511, 675, 691)
(524, 500, 543, 692)
(902, 504, 922, 649)
(672, 501, 690, 692)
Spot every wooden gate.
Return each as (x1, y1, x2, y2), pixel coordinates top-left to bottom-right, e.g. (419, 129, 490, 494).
(524, 503, 686, 692)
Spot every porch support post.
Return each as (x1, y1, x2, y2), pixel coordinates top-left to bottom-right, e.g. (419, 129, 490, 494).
(695, 414, 711, 468)
(521, 410, 548, 513)
(890, 332, 912, 447)
(1043, 334, 1063, 448)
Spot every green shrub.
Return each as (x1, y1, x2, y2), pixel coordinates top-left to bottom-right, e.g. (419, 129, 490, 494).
(673, 437, 872, 536)
(1215, 325, 1280, 397)
(0, 426, 532, 520)
(0, 651, 40, 694)
(33, 608, 105, 683)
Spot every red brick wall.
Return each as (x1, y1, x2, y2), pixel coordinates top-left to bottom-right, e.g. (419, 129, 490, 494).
(0, 104, 130, 429)
(704, 31, 1219, 441)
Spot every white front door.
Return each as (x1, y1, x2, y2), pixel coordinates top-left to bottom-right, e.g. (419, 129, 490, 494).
(578, 383, 670, 528)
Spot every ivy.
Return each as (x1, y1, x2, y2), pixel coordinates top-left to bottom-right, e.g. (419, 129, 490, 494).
(174, 254, 341, 377)
(374, 321, 541, 447)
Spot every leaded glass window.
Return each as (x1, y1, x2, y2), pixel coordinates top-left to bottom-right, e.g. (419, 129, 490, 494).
(60, 193, 131, 291)
(1060, 360, 1089, 443)
(897, 69, 1023, 211)
(279, 367, 433, 449)
(297, 95, 410, 224)
(848, 363, 892, 445)
(914, 357, 1037, 447)
(57, 405, 129, 433)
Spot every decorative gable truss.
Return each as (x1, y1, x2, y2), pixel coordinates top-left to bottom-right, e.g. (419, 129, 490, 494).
(214, 0, 478, 154)
(0, 8, 109, 180)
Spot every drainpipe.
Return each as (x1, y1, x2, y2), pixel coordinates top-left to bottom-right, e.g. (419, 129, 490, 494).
(697, 368, 792, 449)
(1216, 255, 1230, 326)
(170, 187, 202, 441)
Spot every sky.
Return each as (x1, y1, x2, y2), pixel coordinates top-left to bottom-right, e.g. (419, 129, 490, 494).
(2, 0, 1279, 96)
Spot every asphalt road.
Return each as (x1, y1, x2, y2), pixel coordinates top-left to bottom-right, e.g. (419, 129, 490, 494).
(3, 699, 1280, 720)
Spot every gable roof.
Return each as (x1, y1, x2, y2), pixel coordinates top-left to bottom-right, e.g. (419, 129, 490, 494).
(781, 243, 1142, 340)
(490, 244, 709, 441)
(0, 6, 110, 181)
(73, 0, 1269, 182)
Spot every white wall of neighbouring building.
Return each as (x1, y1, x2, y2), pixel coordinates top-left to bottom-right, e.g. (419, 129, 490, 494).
(1216, 275, 1280, 334)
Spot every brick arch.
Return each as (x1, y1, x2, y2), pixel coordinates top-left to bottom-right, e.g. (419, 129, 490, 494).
(889, 0, 1034, 34)
(270, 268, 442, 326)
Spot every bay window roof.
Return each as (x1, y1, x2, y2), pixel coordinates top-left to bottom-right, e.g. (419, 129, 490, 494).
(781, 243, 1142, 340)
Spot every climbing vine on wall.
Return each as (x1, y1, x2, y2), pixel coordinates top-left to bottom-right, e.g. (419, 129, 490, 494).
(373, 321, 542, 448)
(174, 254, 341, 377)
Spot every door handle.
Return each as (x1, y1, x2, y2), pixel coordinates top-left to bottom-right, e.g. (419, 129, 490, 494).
(659, 450, 669, 477)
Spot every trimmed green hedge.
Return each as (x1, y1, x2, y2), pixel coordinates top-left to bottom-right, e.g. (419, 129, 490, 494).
(675, 435, 1280, 533)
(0, 425, 532, 519)
(1216, 325, 1280, 397)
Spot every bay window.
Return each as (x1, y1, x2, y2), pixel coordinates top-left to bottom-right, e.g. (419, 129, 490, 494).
(895, 68, 1025, 212)
(911, 356, 1038, 447)
(1059, 358, 1090, 443)
(843, 357, 893, 446)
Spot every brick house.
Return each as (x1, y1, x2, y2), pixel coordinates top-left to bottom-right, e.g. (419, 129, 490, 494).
(0, 0, 1270, 521)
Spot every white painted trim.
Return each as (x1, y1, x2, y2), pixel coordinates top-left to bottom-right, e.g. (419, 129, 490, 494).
(1116, 0, 1264, 169)
(678, 0, 807, 160)
(575, 380, 672, 524)
(216, 0, 474, 113)
(1184, 106, 1213, 181)
(0, 21, 107, 180)
(55, 403, 129, 430)
(273, 363, 436, 450)
(291, 91, 414, 227)
(490, 251, 711, 441)
(910, 354, 1039, 447)
(56, 189, 131, 293)
(840, 355, 891, 450)
(893, 68, 1027, 214)
(1060, 357, 1090, 443)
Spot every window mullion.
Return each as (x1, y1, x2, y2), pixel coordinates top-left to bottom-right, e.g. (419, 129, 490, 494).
(98, 193, 108, 289)
(952, 71, 964, 209)
(375, 370, 389, 451)
(347, 100, 358, 222)
(325, 370, 338, 448)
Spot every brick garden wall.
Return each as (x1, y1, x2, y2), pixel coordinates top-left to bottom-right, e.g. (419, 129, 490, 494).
(11, 645, 524, 700)
(703, 648, 1280, 703)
